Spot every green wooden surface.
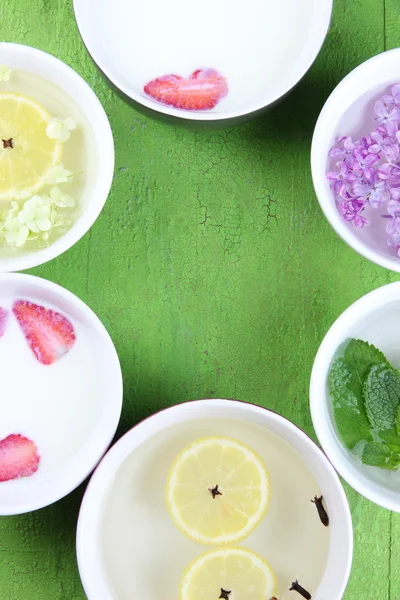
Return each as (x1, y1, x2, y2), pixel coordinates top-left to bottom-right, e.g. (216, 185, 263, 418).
(0, 0, 399, 598)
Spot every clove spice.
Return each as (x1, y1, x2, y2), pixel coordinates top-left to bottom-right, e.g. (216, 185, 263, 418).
(311, 495, 329, 527)
(2, 138, 13, 149)
(290, 580, 311, 599)
(209, 484, 223, 499)
(219, 589, 231, 600)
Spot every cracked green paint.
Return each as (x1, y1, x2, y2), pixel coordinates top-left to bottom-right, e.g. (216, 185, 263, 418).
(0, 0, 400, 598)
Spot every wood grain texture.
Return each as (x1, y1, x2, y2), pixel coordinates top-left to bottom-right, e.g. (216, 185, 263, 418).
(0, 0, 399, 598)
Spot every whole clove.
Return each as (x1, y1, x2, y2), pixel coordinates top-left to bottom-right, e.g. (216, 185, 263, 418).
(2, 138, 13, 149)
(209, 484, 223, 499)
(219, 589, 231, 600)
(290, 580, 312, 599)
(311, 495, 329, 527)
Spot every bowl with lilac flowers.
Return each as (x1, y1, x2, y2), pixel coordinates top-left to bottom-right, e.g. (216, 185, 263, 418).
(312, 49, 400, 272)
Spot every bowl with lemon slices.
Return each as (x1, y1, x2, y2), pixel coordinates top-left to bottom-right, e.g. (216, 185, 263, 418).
(0, 43, 114, 272)
(77, 399, 353, 600)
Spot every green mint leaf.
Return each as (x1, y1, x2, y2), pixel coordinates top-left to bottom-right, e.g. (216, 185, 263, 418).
(344, 339, 388, 393)
(364, 364, 400, 431)
(397, 406, 400, 437)
(362, 441, 400, 470)
(329, 357, 372, 449)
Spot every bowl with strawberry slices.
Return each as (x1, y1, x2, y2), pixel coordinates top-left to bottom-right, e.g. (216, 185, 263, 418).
(0, 273, 122, 515)
(73, 0, 333, 125)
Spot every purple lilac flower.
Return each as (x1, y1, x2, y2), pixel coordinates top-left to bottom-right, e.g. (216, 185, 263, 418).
(382, 199, 400, 235)
(375, 101, 399, 137)
(338, 199, 368, 228)
(329, 137, 356, 166)
(369, 131, 393, 154)
(326, 162, 350, 194)
(326, 82, 400, 255)
(352, 151, 379, 179)
(352, 175, 388, 208)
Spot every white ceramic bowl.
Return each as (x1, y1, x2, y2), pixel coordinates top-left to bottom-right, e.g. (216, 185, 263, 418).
(0, 43, 114, 272)
(0, 273, 122, 515)
(73, 0, 333, 125)
(312, 49, 400, 272)
(311, 282, 400, 512)
(77, 399, 353, 600)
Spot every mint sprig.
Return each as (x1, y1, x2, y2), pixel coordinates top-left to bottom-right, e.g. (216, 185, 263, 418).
(329, 339, 400, 471)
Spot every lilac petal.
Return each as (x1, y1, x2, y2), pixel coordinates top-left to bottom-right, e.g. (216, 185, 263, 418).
(378, 164, 392, 179)
(343, 214, 355, 222)
(387, 232, 400, 248)
(333, 180, 344, 194)
(347, 171, 360, 183)
(369, 144, 381, 154)
(387, 199, 400, 217)
(386, 218, 397, 235)
(339, 184, 350, 200)
(392, 84, 400, 97)
(343, 137, 355, 150)
(327, 171, 339, 181)
(352, 182, 371, 197)
(370, 189, 388, 208)
(354, 215, 367, 228)
(382, 94, 395, 106)
(386, 120, 399, 138)
(329, 148, 345, 159)
(363, 167, 375, 181)
(375, 100, 387, 118)
(391, 187, 400, 200)
(364, 154, 380, 166)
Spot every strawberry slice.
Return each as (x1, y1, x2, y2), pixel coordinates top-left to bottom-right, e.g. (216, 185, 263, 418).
(13, 300, 76, 365)
(0, 434, 40, 482)
(0, 308, 8, 337)
(144, 68, 228, 111)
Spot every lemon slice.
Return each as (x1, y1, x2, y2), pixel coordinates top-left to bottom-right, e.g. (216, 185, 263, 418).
(166, 437, 270, 545)
(0, 93, 63, 202)
(180, 547, 276, 600)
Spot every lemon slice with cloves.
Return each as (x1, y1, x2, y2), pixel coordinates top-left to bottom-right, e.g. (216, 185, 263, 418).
(179, 547, 277, 600)
(0, 93, 63, 202)
(166, 436, 270, 545)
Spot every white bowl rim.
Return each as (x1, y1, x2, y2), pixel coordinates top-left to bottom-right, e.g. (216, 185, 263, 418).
(0, 272, 123, 514)
(0, 42, 114, 273)
(76, 397, 353, 600)
(310, 281, 400, 511)
(72, 0, 333, 122)
(311, 48, 400, 273)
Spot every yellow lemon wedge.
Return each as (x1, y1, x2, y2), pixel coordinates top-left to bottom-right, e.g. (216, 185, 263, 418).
(179, 547, 277, 600)
(0, 93, 63, 202)
(166, 437, 270, 545)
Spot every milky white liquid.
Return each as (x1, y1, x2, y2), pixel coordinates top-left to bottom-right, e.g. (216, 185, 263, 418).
(87, 0, 316, 113)
(100, 418, 329, 600)
(0, 290, 102, 493)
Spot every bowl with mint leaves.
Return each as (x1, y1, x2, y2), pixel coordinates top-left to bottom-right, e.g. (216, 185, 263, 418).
(311, 282, 400, 511)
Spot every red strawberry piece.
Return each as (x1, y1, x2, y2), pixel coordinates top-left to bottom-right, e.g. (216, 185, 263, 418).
(13, 300, 76, 365)
(0, 308, 8, 337)
(0, 434, 40, 482)
(144, 68, 228, 111)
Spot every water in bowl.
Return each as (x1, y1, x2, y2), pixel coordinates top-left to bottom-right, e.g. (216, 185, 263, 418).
(0, 69, 98, 255)
(100, 418, 330, 600)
